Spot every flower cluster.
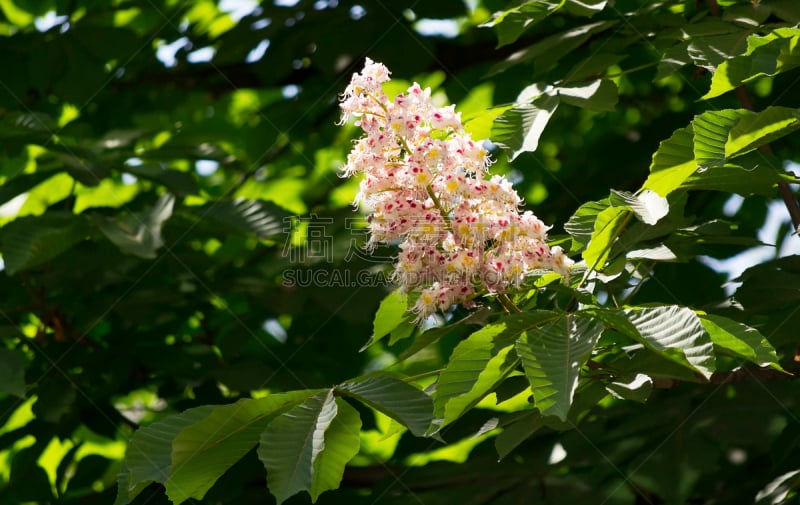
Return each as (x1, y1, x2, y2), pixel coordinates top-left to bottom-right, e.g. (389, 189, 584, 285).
(339, 58, 572, 320)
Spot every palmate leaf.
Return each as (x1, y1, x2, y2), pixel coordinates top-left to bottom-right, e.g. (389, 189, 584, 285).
(432, 311, 558, 430)
(703, 27, 800, 99)
(726, 106, 800, 158)
(117, 405, 217, 505)
(259, 390, 338, 505)
(0, 212, 89, 275)
(337, 374, 432, 437)
(166, 390, 320, 504)
(700, 314, 782, 369)
(516, 315, 604, 421)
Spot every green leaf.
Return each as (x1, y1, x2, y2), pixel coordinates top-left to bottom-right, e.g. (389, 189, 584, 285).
(643, 125, 697, 197)
(365, 288, 408, 350)
(490, 20, 618, 75)
(756, 469, 800, 505)
(681, 150, 793, 195)
(609, 189, 669, 225)
(703, 27, 800, 99)
(125, 163, 199, 197)
(93, 193, 174, 259)
(495, 411, 544, 461)
(0, 213, 88, 275)
(557, 79, 618, 112)
(693, 109, 751, 170)
(605, 374, 653, 403)
(432, 311, 558, 430)
(259, 390, 338, 505)
(564, 199, 610, 251)
(120, 405, 217, 505)
(491, 95, 559, 160)
(483, 0, 566, 48)
(726, 106, 800, 158)
(734, 256, 800, 312)
(699, 314, 782, 369)
(687, 28, 753, 70)
(0, 348, 25, 397)
(0, 172, 55, 207)
(516, 314, 604, 420)
(309, 398, 361, 502)
(656, 42, 693, 81)
(166, 391, 319, 504)
(337, 374, 432, 437)
(187, 198, 291, 240)
(582, 206, 627, 270)
(624, 306, 716, 379)
(564, 0, 607, 17)
(399, 308, 493, 360)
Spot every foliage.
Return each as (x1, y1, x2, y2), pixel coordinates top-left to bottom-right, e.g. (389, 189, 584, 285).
(2, 0, 800, 504)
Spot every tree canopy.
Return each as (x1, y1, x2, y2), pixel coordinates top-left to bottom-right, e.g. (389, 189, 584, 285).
(2, 0, 800, 504)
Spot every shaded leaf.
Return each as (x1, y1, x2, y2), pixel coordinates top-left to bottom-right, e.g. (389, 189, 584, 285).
(187, 198, 291, 240)
(337, 374, 432, 437)
(0, 348, 25, 397)
(516, 315, 604, 420)
(495, 411, 544, 461)
(483, 0, 565, 48)
(0, 212, 88, 275)
(605, 374, 652, 403)
(259, 390, 337, 505)
(93, 193, 174, 259)
(166, 391, 319, 503)
(120, 405, 217, 504)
